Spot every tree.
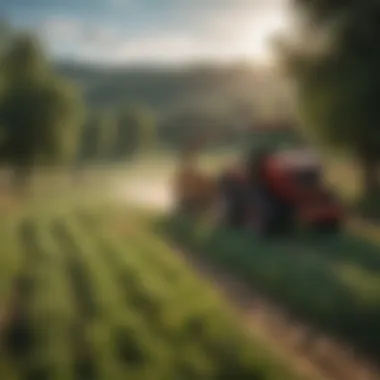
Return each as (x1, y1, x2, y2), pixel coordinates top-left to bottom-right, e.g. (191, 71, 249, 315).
(160, 105, 231, 148)
(78, 114, 100, 162)
(114, 105, 156, 158)
(281, 1, 380, 196)
(0, 33, 84, 189)
(96, 109, 118, 161)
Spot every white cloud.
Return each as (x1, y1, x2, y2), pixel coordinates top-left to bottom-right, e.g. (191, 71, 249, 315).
(37, 18, 123, 57)
(77, 35, 205, 64)
(37, 0, 291, 65)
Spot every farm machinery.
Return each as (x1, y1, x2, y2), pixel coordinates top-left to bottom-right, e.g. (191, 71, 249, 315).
(173, 143, 344, 236)
(217, 147, 344, 235)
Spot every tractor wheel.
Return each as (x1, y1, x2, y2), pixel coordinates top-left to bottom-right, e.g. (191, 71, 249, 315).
(276, 209, 297, 235)
(252, 214, 273, 237)
(262, 199, 296, 236)
(215, 194, 229, 227)
(312, 219, 341, 234)
(252, 199, 277, 237)
(228, 206, 247, 229)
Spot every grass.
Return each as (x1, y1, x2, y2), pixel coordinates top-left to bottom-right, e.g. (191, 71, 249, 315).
(0, 137, 377, 379)
(156, 213, 380, 361)
(0, 202, 304, 380)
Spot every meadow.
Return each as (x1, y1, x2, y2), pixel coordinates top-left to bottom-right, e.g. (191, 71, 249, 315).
(0, 143, 378, 380)
(2, 10, 380, 378)
(0, 197, 304, 380)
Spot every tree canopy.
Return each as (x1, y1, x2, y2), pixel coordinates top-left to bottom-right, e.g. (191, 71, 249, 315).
(282, 0, 380, 194)
(0, 33, 84, 181)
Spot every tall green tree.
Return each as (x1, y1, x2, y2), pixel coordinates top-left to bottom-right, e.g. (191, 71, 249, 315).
(281, 1, 380, 196)
(0, 33, 84, 188)
(114, 105, 156, 158)
(78, 114, 99, 162)
(79, 109, 120, 162)
(97, 109, 118, 160)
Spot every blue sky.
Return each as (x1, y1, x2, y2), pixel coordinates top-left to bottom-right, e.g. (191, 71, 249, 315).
(1, 0, 291, 65)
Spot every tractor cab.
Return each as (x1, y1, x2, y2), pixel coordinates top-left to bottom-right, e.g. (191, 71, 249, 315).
(261, 148, 343, 231)
(217, 146, 343, 234)
(276, 149, 321, 177)
(262, 148, 325, 200)
(242, 147, 343, 234)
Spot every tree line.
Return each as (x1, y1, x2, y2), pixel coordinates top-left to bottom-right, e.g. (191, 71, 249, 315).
(0, 27, 157, 189)
(2, 0, 380, 204)
(0, 24, 293, 190)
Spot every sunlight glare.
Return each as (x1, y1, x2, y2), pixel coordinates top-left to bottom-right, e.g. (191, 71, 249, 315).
(235, 6, 290, 64)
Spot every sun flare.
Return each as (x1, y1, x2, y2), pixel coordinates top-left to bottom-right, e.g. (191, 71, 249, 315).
(235, 6, 290, 64)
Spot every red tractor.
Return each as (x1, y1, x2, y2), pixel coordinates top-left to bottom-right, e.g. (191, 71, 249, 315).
(218, 147, 344, 235)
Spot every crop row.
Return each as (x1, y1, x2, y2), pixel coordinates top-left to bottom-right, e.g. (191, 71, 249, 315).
(158, 214, 380, 360)
(0, 208, 303, 380)
(75, 208, 302, 379)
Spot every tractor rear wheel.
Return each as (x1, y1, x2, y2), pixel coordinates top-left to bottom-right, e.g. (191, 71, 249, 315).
(226, 204, 247, 229)
(312, 219, 341, 234)
(251, 196, 282, 237)
(265, 199, 296, 236)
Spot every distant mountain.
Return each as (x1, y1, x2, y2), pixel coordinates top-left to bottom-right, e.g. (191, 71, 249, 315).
(55, 61, 295, 149)
(56, 61, 293, 121)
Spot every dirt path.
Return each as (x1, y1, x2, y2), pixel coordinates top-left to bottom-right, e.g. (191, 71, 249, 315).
(173, 247, 380, 380)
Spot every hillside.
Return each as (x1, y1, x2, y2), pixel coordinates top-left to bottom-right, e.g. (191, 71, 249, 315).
(56, 62, 293, 122)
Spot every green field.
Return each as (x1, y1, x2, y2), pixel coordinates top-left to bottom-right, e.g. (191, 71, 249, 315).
(0, 203, 304, 380)
(0, 142, 377, 380)
(157, 213, 380, 360)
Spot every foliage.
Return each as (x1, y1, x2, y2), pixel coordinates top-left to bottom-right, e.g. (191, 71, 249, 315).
(94, 109, 118, 160)
(0, 33, 84, 178)
(282, 0, 380, 194)
(114, 105, 156, 158)
(77, 105, 156, 162)
(78, 114, 101, 162)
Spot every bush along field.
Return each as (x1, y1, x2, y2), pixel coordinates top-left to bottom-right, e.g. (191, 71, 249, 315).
(0, 204, 304, 380)
(156, 213, 380, 361)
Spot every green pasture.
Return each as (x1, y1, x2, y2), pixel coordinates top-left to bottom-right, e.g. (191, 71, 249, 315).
(0, 202, 303, 380)
(0, 131, 377, 379)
